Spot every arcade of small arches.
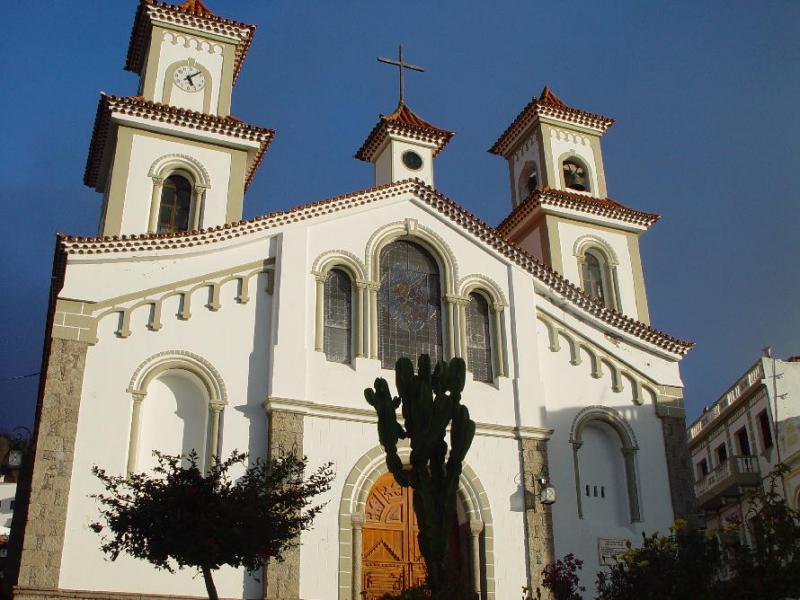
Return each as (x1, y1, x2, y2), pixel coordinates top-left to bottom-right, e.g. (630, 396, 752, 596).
(311, 221, 508, 382)
(536, 311, 660, 408)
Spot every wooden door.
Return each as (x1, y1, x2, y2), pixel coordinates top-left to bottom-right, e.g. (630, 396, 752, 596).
(362, 472, 424, 598)
(361, 472, 467, 599)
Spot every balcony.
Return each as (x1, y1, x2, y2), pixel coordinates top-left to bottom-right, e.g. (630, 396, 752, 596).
(694, 456, 761, 510)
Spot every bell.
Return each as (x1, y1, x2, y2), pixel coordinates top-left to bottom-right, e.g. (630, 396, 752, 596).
(564, 162, 588, 191)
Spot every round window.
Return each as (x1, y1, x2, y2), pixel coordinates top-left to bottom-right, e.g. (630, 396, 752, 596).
(402, 151, 423, 171)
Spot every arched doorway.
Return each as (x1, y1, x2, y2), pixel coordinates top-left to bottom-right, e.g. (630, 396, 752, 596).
(361, 472, 470, 599)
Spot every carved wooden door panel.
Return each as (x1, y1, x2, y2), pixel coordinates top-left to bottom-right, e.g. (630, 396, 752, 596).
(362, 472, 426, 599)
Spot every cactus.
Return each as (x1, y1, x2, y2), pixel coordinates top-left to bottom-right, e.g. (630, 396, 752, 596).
(365, 354, 476, 595)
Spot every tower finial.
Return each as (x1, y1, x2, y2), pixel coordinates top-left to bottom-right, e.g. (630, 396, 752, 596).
(377, 45, 424, 106)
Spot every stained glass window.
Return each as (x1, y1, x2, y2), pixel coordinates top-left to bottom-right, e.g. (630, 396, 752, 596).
(467, 292, 493, 382)
(324, 268, 352, 363)
(378, 240, 443, 368)
(158, 174, 192, 233)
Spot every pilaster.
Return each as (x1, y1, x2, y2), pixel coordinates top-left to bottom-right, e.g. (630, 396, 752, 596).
(16, 338, 89, 590)
(263, 408, 304, 600)
(656, 389, 698, 522)
(519, 437, 555, 593)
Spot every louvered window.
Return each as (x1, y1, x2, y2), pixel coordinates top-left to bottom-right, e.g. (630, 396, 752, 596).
(324, 268, 352, 363)
(378, 240, 443, 369)
(467, 292, 493, 382)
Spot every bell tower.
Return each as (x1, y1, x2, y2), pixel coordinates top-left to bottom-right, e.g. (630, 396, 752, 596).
(490, 87, 657, 325)
(84, 0, 274, 237)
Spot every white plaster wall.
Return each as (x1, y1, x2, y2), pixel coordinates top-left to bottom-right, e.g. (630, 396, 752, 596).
(59, 270, 273, 597)
(136, 372, 210, 473)
(535, 320, 676, 588)
(118, 132, 232, 235)
(153, 30, 225, 113)
(386, 138, 435, 187)
(548, 128, 600, 195)
(298, 416, 527, 600)
(555, 220, 639, 319)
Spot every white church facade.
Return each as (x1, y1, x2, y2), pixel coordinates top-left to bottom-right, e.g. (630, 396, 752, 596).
(12, 2, 696, 599)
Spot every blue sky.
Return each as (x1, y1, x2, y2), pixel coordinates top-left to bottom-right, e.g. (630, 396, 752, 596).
(1, 1, 798, 429)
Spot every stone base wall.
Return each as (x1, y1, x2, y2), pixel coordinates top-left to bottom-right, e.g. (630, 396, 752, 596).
(15, 339, 88, 590)
(263, 410, 304, 600)
(14, 586, 279, 600)
(520, 438, 555, 594)
(659, 414, 697, 522)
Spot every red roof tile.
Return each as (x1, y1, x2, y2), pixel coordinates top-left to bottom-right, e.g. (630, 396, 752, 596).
(126, 0, 255, 84)
(497, 187, 660, 236)
(489, 86, 615, 156)
(58, 179, 692, 356)
(84, 94, 274, 190)
(178, 0, 214, 16)
(355, 102, 454, 162)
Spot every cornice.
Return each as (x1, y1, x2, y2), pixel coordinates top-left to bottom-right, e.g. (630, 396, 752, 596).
(84, 94, 273, 190)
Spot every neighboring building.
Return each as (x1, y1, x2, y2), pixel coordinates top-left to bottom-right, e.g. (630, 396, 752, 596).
(0, 479, 17, 582)
(13, 1, 697, 599)
(687, 355, 800, 531)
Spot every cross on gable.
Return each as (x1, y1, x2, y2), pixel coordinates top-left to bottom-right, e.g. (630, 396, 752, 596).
(377, 45, 424, 105)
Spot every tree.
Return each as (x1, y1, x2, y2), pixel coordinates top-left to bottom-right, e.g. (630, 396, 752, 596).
(91, 450, 334, 600)
(594, 520, 722, 600)
(593, 465, 800, 600)
(714, 464, 800, 600)
(531, 553, 585, 600)
(365, 354, 475, 597)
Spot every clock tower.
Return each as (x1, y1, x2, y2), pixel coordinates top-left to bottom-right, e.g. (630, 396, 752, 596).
(84, 0, 273, 237)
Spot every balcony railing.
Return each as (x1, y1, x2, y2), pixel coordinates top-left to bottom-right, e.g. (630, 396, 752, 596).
(694, 455, 761, 509)
(689, 362, 764, 441)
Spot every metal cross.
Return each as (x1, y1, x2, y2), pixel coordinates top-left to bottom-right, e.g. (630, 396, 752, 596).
(377, 45, 424, 105)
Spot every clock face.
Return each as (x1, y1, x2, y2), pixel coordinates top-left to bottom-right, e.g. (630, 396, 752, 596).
(173, 64, 206, 93)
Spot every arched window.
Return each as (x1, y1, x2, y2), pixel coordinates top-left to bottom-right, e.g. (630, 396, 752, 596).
(517, 162, 539, 205)
(562, 159, 589, 192)
(378, 240, 443, 369)
(324, 268, 352, 364)
(466, 292, 493, 382)
(581, 249, 617, 310)
(158, 174, 192, 233)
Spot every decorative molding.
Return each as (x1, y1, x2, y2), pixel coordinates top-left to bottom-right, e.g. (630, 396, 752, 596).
(572, 234, 619, 266)
(162, 30, 224, 55)
(263, 396, 551, 440)
(364, 219, 459, 293)
(53, 259, 273, 344)
(310, 249, 367, 281)
(148, 153, 212, 189)
(457, 274, 508, 307)
(128, 349, 227, 404)
(536, 310, 661, 406)
(569, 405, 639, 449)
